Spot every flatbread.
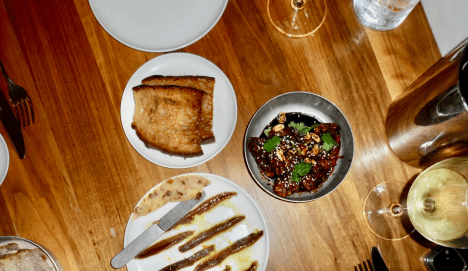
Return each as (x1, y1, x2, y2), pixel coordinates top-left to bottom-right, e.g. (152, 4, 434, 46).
(132, 85, 205, 156)
(142, 75, 215, 143)
(132, 175, 211, 220)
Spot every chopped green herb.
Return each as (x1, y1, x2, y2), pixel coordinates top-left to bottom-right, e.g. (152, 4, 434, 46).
(291, 162, 312, 183)
(311, 124, 320, 129)
(321, 133, 339, 151)
(263, 127, 272, 137)
(263, 136, 281, 152)
(288, 122, 313, 135)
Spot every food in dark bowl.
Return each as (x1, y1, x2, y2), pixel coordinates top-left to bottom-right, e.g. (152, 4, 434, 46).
(248, 112, 341, 197)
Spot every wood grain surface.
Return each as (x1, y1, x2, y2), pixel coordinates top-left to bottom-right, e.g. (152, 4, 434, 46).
(0, 0, 443, 270)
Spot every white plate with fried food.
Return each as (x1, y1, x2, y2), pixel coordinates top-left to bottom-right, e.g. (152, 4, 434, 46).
(124, 173, 269, 271)
(89, 0, 228, 52)
(121, 53, 237, 168)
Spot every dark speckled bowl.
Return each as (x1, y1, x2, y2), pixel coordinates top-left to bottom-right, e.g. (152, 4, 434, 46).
(243, 92, 354, 202)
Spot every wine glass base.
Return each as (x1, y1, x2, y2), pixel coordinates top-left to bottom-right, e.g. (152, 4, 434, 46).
(363, 181, 415, 240)
(267, 0, 327, 37)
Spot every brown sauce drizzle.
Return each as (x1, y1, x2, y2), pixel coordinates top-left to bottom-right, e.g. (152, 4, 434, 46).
(169, 192, 238, 230)
(179, 216, 246, 252)
(194, 231, 264, 271)
(159, 245, 215, 271)
(136, 231, 195, 259)
(245, 261, 259, 271)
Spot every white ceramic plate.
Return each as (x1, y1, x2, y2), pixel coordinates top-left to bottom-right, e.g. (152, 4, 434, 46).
(89, 0, 228, 52)
(0, 134, 9, 186)
(124, 173, 269, 271)
(121, 53, 237, 168)
(0, 236, 64, 271)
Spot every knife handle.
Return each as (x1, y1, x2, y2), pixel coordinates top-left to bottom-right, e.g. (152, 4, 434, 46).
(111, 224, 164, 269)
(110, 191, 206, 269)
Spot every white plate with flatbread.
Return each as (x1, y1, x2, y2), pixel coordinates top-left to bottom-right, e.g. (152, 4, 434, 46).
(89, 0, 228, 52)
(124, 173, 269, 271)
(121, 53, 237, 168)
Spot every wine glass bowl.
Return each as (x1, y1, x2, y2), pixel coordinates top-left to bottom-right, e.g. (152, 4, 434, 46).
(267, 0, 327, 37)
(407, 158, 468, 247)
(364, 157, 468, 248)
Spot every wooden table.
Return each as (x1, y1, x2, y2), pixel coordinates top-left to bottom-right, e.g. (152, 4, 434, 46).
(0, 0, 443, 270)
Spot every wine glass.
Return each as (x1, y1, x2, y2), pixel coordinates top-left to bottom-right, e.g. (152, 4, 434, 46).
(267, 0, 327, 38)
(363, 157, 468, 247)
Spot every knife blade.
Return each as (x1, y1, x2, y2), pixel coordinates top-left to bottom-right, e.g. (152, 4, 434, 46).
(0, 88, 25, 159)
(111, 191, 206, 269)
(371, 246, 389, 271)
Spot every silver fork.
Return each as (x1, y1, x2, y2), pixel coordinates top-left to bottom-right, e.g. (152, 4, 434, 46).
(354, 259, 374, 271)
(0, 59, 35, 128)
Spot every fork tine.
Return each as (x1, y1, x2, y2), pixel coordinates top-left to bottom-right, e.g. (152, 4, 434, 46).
(366, 259, 374, 271)
(18, 101, 28, 128)
(11, 101, 21, 122)
(20, 99, 30, 127)
(25, 95, 35, 124)
(12, 97, 35, 128)
(22, 98, 31, 126)
(23, 100, 31, 127)
(355, 259, 373, 271)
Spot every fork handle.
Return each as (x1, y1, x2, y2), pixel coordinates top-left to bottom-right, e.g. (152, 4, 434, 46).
(0, 59, 12, 83)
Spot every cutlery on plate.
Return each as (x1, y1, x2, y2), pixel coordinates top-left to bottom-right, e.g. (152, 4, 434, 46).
(0, 59, 35, 128)
(371, 246, 389, 271)
(0, 87, 25, 159)
(111, 191, 206, 269)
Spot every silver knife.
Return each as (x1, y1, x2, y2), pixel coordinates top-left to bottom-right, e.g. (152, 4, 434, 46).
(0, 87, 25, 159)
(371, 246, 389, 271)
(111, 191, 206, 269)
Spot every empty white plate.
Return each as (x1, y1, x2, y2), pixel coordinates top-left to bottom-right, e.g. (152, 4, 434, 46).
(89, 0, 228, 52)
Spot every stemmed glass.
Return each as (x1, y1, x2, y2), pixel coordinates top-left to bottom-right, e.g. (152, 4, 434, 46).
(363, 157, 468, 248)
(267, 0, 327, 37)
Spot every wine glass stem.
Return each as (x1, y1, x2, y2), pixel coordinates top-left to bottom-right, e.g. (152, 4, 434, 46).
(292, 0, 306, 10)
(294, 0, 305, 8)
(423, 198, 436, 213)
(390, 203, 403, 217)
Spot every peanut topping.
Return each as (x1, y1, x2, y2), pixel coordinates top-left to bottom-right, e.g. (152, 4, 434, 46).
(272, 124, 284, 132)
(278, 112, 287, 123)
(311, 133, 321, 143)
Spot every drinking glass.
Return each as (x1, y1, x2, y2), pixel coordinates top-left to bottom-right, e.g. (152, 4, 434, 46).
(353, 0, 420, 31)
(364, 157, 468, 248)
(267, 0, 327, 37)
